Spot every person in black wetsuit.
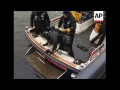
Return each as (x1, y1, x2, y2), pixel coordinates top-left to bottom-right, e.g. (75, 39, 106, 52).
(30, 11, 50, 36)
(58, 11, 76, 57)
(42, 26, 60, 54)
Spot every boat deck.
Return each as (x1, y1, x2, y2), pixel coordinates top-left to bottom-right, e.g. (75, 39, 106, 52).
(73, 25, 94, 63)
(26, 25, 94, 79)
(25, 17, 95, 79)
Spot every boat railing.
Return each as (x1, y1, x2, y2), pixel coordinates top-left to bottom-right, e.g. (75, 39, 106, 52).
(50, 15, 62, 25)
(89, 42, 105, 61)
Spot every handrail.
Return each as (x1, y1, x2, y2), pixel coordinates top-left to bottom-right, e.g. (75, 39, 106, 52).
(50, 15, 62, 22)
(74, 51, 106, 79)
(89, 43, 105, 60)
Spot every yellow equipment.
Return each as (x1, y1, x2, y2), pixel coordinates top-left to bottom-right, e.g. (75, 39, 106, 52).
(66, 28, 70, 33)
(70, 11, 82, 22)
(94, 23, 102, 33)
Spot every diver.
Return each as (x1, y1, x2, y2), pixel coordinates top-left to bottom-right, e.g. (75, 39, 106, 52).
(58, 11, 76, 57)
(30, 11, 50, 36)
(42, 26, 60, 54)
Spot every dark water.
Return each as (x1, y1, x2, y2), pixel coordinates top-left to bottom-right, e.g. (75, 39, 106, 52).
(14, 11, 63, 79)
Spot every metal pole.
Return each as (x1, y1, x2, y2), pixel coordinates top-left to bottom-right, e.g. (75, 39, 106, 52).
(25, 46, 35, 55)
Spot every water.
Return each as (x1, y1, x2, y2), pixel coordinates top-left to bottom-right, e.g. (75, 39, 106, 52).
(14, 11, 63, 79)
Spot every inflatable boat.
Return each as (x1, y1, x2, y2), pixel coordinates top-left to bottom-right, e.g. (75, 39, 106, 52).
(25, 15, 106, 79)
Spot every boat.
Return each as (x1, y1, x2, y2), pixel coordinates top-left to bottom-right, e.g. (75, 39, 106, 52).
(24, 14, 106, 79)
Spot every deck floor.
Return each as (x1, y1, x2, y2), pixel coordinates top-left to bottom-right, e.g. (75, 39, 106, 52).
(72, 26, 94, 62)
(46, 20, 94, 63)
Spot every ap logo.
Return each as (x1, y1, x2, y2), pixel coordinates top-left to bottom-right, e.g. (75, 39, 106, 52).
(94, 11, 103, 22)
